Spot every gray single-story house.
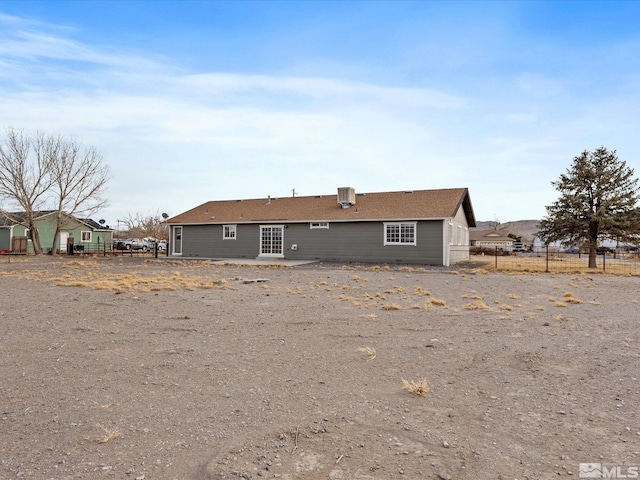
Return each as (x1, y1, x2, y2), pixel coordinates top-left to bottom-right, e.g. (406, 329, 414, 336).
(167, 187, 476, 266)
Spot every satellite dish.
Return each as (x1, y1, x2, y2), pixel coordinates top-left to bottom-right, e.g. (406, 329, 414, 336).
(162, 213, 169, 219)
(99, 219, 106, 225)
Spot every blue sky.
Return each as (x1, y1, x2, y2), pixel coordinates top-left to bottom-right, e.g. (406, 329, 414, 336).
(1, 1, 639, 226)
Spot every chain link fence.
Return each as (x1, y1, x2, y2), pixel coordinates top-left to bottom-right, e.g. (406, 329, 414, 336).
(470, 246, 640, 275)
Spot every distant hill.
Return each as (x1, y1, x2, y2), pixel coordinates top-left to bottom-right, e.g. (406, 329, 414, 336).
(473, 220, 540, 244)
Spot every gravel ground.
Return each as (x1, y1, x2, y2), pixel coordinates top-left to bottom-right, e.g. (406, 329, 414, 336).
(1, 256, 639, 480)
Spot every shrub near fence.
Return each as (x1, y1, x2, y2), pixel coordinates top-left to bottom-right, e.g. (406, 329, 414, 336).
(470, 247, 640, 275)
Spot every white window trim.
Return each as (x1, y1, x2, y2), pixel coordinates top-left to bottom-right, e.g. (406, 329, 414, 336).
(310, 222, 329, 229)
(172, 226, 183, 256)
(223, 224, 237, 240)
(81, 231, 92, 242)
(383, 222, 417, 246)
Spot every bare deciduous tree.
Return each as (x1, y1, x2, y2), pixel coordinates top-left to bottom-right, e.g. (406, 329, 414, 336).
(0, 128, 110, 255)
(488, 216, 501, 231)
(0, 128, 54, 254)
(48, 138, 110, 256)
(120, 211, 169, 241)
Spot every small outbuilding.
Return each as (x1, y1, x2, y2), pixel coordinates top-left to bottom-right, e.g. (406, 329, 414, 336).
(167, 187, 476, 266)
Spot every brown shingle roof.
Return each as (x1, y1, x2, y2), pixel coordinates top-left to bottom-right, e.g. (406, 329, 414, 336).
(469, 230, 512, 242)
(168, 188, 475, 226)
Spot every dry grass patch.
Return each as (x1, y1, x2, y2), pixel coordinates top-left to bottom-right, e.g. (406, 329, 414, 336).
(462, 294, 483, 300)
(429, 298, 448, 307)
(49, 269, 234, 293)
(402, 378, 429, 396)
(92, 425, 122, 444)
(382, 303, 402, 311)
(357, 347, 377, 361)
(563, 292, 583, 304)
(464, 299, 492, 311)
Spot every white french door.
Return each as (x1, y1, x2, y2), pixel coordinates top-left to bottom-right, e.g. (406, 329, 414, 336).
(259, 225, 284, 257)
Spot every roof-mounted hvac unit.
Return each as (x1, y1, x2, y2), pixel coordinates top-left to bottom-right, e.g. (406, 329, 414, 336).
(337, 187, 356, 208)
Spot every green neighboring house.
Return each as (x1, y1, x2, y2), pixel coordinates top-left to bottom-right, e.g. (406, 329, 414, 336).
(0, 211, 113, 254)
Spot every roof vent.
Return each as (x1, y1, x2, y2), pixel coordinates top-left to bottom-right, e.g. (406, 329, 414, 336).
(337, 187, 356, 208)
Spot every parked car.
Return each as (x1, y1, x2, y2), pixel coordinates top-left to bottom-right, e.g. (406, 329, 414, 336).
(513, 242, 525, 252)
(116, 238, 149, 251)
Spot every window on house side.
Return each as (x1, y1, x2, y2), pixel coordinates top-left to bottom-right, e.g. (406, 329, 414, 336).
(384, 222, 416, 245)
(81, 231, 92, 242)
(223, 225, 237, 240)
(310, 222, 329, 229)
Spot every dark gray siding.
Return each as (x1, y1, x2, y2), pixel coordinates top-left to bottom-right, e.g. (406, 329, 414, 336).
(182, 221, 443, 265)
(282, 221, 443, 264)
(180, 220, 444, 264)
(182, 224, 260, 258)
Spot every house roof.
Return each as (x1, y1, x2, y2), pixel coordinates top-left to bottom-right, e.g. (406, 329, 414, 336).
(168, 188, 476, 227)
(0, 211, 111, 230)
(469, 229, 513, 242)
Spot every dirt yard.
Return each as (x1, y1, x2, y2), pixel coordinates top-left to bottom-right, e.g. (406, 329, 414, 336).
(1, 256, 638, 480)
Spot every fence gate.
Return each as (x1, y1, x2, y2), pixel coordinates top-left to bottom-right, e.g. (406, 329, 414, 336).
(12, 236, 27, 253)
